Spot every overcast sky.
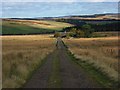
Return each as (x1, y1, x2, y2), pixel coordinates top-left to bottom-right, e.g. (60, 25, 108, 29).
(1, 2, 118, 18)
(1, 0, 119, 2)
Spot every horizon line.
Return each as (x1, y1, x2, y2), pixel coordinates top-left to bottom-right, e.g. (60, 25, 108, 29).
(1, 13, 119, 19)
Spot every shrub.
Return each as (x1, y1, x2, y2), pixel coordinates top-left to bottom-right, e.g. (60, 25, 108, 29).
(54, 32, 61, 37)
(76, 30, 85, 38)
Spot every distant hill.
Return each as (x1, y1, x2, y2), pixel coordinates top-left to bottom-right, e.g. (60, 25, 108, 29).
(8, 13, 119, 21)
(51, 13, 119, 21)
(37, 13, 119, 25)
(51, 13, 119, 25)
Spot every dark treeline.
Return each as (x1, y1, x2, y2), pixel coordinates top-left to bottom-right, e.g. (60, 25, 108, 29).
(60, 20, 119, 38)
(89, 22, 120, 32)
(1, 31, 55, 35)
(55, 19, 86, 26)
(61, 24, 94, 38)
(0, 29, 55, 36)
(63, 22, 119, 32)
(56, 18, 119, 32)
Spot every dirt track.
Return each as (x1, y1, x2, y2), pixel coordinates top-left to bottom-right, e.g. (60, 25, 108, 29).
(24, 38, 100, 88)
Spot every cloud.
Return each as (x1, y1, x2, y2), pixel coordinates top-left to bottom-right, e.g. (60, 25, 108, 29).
(84, 0, 118, 1)
(1, 0, 119, 2)
(1, 1, 118, 18)
(90, 0, 105, 2)
(2, 0, 76, 2)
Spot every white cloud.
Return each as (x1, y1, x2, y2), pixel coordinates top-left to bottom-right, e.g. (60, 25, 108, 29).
(1, 0, 119, 2)
(90, 0, 105, 2)
(85, 0, 118, 1)
(2, 0, 76, 2)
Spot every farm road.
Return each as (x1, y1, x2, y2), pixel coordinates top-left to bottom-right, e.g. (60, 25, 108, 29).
(24, 37, 100, 88)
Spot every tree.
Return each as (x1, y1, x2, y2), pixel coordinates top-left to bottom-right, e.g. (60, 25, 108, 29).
(69, 28, 77, 37)
(82, 24, 94, 38)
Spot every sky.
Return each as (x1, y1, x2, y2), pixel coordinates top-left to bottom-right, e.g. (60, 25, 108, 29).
(1, 1, 119, 18)
(1, 0, 120, 2)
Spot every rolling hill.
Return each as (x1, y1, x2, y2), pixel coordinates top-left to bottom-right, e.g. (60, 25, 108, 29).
(1, 19, 72, 35)
(1, 13, 119, 35)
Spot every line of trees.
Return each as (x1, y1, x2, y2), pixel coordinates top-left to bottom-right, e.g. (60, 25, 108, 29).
(55, 18, 119, 32)
(66, 24, 94, 38)
(54, 19, 119, 38)
(55, 19, 86, 26)
(90, 22, 119, 32)
(54, 24, 94, 38)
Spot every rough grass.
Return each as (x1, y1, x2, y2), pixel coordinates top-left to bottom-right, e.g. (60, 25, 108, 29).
(63, 37, 119, 82)
(2, 35, 55, 88)
(92, 32, 118, 37)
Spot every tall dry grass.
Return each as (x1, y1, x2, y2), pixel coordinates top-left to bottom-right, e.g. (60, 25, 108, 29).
(63, 37, 119, 81)
(2, 35, 55, 88)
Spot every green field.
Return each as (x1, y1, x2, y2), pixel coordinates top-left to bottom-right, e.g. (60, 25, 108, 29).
(1, 20, 72, 35)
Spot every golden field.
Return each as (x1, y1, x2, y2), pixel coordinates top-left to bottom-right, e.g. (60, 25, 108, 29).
(2, 35, 55, 88)
(63, 37, 119, 81)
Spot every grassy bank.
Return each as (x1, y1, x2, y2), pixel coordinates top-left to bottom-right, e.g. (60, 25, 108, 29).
(63, 37, 119, 88)
(2, 35, 55, 88)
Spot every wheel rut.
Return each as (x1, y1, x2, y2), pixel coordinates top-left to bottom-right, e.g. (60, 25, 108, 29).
(24, 37, 100, 88)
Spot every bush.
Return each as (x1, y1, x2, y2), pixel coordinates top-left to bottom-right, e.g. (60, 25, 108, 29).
(54, 32, 61, 37)
(66, 33, 70, 39)
(76, 30, 85, 38)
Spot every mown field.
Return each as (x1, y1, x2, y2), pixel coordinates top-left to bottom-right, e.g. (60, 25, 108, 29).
(1, 19, 72, 35)
(2, 35, 55, 88)
(63, 36, 119, 82)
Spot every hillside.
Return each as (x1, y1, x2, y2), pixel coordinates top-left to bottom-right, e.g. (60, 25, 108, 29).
(52, 13, 119, 20)
(53, 14, 119, 25)
(1, 13, 119, 35)
(1, 19, 72, 35)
